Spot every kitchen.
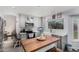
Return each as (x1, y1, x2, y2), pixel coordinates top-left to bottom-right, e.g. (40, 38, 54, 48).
(0, 6, 79, 52)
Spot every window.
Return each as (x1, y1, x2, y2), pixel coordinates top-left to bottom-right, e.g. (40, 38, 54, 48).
(73, 18, 78, 39)
(73, 23, 78, 39)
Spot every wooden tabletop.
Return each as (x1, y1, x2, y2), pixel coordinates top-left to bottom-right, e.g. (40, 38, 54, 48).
(21, 36, 59, 52)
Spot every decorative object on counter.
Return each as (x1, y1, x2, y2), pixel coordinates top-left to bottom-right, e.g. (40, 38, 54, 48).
(37, 27, 44, 36)
(36, 34, 49, 41)
(37, 36, 46, 41)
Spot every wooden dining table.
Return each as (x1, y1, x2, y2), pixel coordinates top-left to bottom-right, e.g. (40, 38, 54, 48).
(21, 35, 60, 52)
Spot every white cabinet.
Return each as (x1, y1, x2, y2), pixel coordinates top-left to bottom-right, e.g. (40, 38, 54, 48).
(50, 30, 67, 51)
(57, 35, 67, 51)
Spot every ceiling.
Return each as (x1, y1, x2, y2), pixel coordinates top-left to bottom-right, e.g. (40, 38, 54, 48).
(0, 6, 78, 17)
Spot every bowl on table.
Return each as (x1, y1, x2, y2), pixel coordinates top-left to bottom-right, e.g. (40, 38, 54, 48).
(37, 36, 46, 41)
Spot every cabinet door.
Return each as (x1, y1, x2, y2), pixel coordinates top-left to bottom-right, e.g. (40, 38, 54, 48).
(57, 35, 67, 51)
(61, 36, 67, 50)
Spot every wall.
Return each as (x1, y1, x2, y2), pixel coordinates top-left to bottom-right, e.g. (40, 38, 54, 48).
(70, 16, 79, 50)
(62, 9, 79, 50)
(43, 14, 68, 34)
(42, 15, 52, 32)
(16, 15, 20, 34)
(50, 14, 79, 50)
(62, 14, 72, 44)
(32, 17, 41, 32)
(63, 15, 79, 50)
(16, 14, 41, 35)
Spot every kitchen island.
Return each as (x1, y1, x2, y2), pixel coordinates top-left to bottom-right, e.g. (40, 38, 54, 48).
(21, 35, 60, 52)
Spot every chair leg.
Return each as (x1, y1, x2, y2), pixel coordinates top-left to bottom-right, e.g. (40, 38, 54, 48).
(14, 40, 20, 48)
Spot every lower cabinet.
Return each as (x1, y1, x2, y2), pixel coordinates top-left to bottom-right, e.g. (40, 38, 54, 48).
(52, 35, 67, 51)
(58, 35, 68, 51)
